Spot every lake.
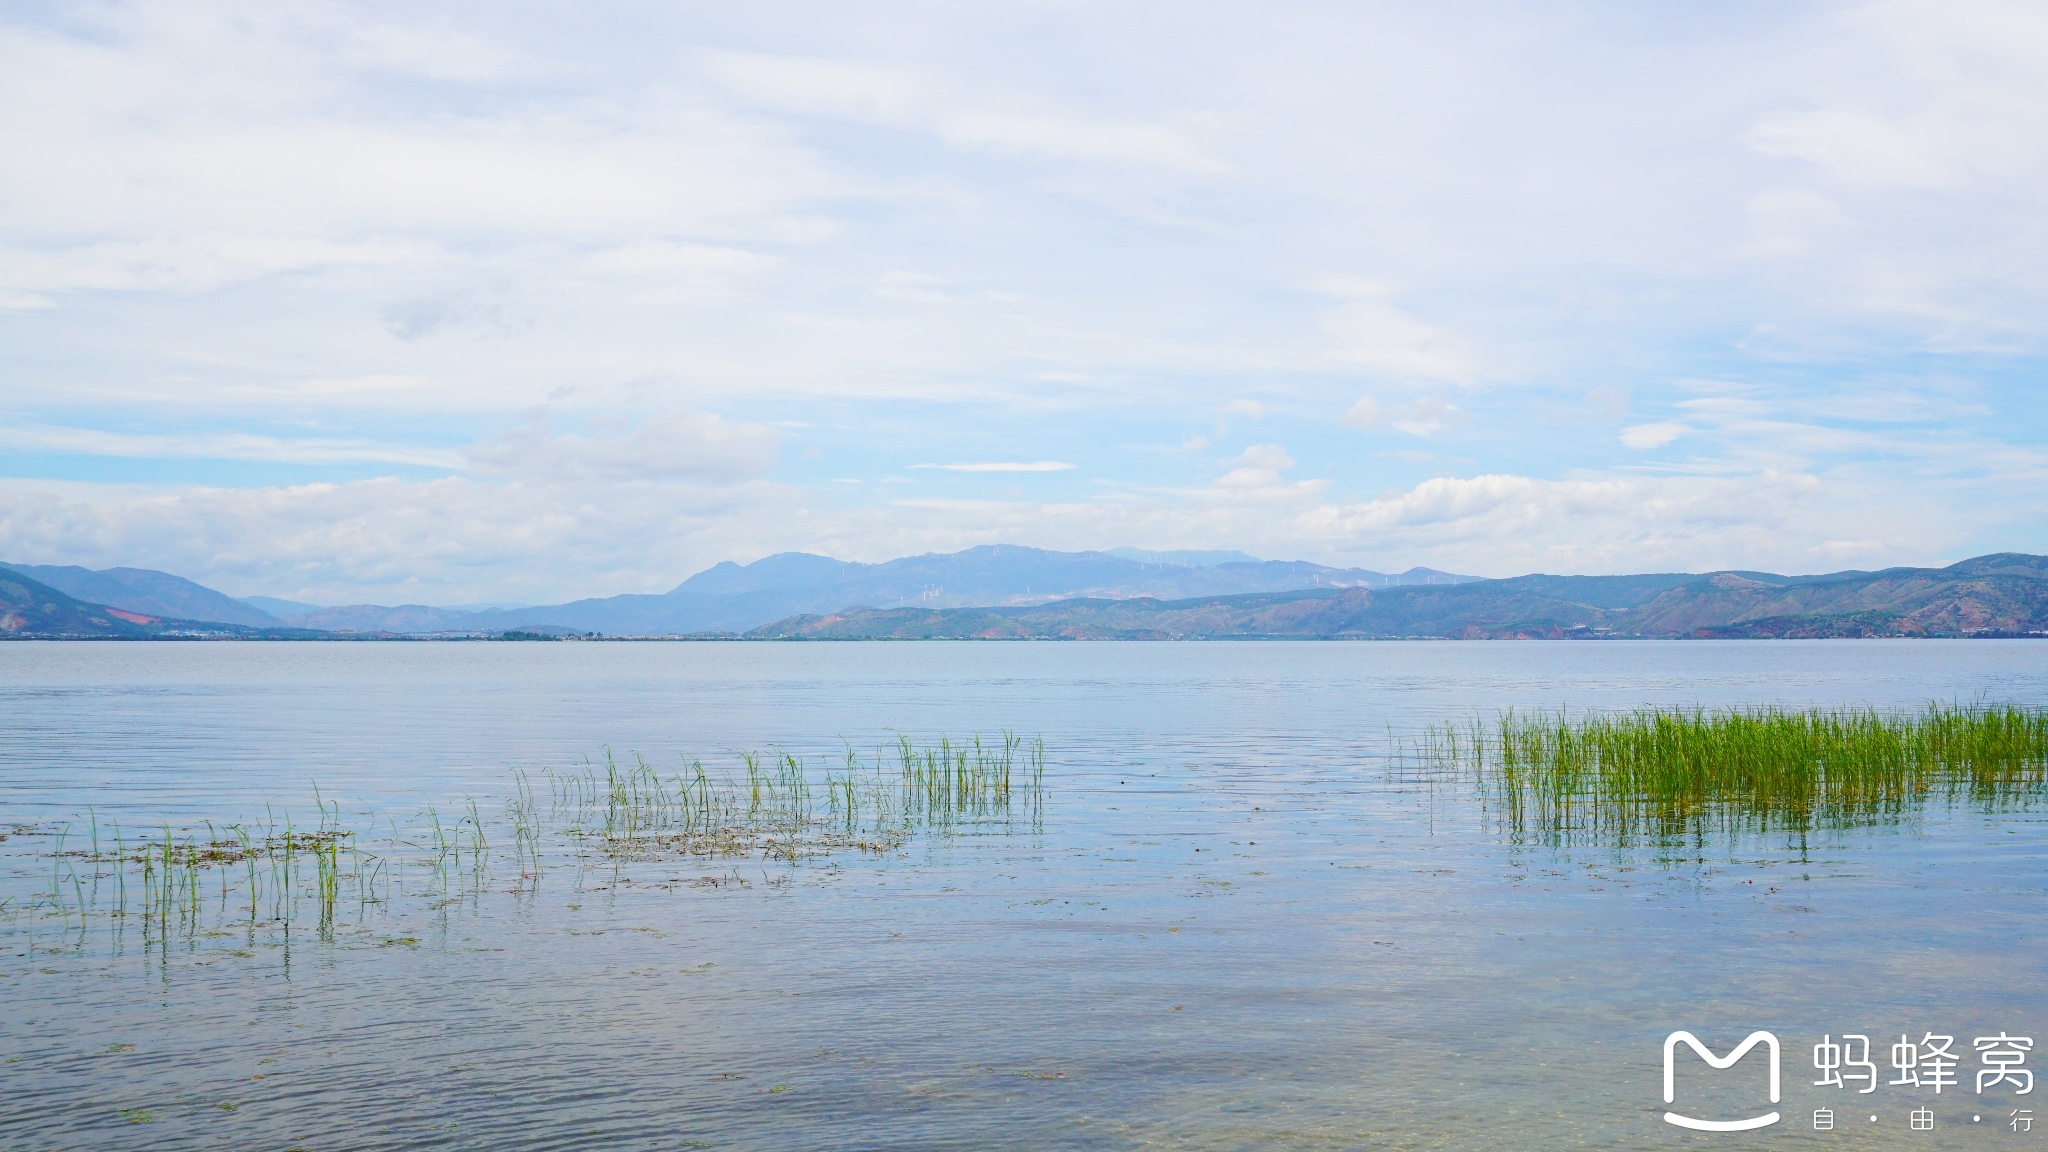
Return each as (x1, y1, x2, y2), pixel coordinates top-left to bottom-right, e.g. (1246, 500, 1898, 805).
(3, 639, 2047, 1150)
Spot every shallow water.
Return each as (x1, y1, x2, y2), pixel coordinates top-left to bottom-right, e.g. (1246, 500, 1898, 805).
(3, 639, 2048, 1150)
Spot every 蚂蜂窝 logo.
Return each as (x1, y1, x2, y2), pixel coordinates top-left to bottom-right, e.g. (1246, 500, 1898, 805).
(1663, 1030, 1782, 1132)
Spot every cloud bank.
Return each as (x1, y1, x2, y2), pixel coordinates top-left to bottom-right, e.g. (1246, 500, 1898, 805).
(1, 0, 2044, 601)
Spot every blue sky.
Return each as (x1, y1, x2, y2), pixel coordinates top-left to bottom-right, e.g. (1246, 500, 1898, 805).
(2, 0, 2044, 604)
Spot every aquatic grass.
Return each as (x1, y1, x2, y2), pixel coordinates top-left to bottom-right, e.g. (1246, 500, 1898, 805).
(1435, 703, 2048, 846)
(507, 768, 542, 879)
(1, 732, 1047, 960)
(537, 734, 1044, 865)
(12, 814, 370, 955)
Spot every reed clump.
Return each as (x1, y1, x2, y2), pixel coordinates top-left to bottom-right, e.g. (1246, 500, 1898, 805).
(1435, 703, 2048, 845)
(549, 733, 1046, 864)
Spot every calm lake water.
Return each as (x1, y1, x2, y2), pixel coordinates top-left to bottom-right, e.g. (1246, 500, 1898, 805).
(4, 639, 2048, 1151)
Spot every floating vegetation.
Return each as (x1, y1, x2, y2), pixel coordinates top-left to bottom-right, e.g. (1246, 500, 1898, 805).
(1423, 704, 2048, 846)
(0, 734, 1045, 964)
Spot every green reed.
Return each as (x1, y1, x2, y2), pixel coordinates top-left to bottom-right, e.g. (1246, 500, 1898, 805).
(543, 733, 1045, 862)
(3, 733, 1046, 956)
(15, 811, 374, 954)
(508, 768, 541, 878)
(1430, 703, 2048, 846)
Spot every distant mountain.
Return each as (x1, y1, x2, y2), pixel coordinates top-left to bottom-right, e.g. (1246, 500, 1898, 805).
(241, 595, 324, 618)
(280, 604, 484, 632)
(748, 586, 1609, 640)
(747, 554, 2048, 640)
(0, 565, 491, 636)
(238, 597, 535, 632)
(471, 545, 1482, 635)
(0, 569, 313, 639)
(2, 562, 283, 627)
(10, 548, 2043, 641)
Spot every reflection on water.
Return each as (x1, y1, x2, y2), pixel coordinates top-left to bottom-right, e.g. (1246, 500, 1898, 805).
(2, 640, 2047, 1151)
(1446, 704, 2048, 848)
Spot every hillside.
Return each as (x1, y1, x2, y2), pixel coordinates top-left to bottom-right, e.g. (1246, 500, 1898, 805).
(1, 562, 284, 627)
(748, 554, 2048, 640)
(0, 570, 316, 638)
(1625, 561, 2048, 636)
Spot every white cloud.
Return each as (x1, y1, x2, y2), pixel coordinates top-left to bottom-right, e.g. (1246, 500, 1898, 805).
(1731, 0, 2048, 345)
(0, 235, 430, 297)
(1343, 397, 1387, 426)
(937, 110, 1222, 172)
(1744, 188, 1856, 258)
(465, 411, 783, 485)
(1619, 421, 1689, 450)
(0, 411, 787, 479)
(1318, 280, 1474, 383)
(1748, 110, 1953, 189)
(1342, 395, 1458, 437)
(702, 50, 927, 124)
(916, 461, 1075, 473)
(703, 47, 1222, 173)
(1212, 443, 1298, 490)
(1, 0, 2046, 595)
(581, 241, 777, 283)
(0, 475, 802, 603)
(873, 272, 959, 302)
(857, 460, 2008, 577)
(1230, 443, 1294, 471)
(381, 284, 536, 342)
(0, 10, 827, 305)
(0, 424, 462, 467)
(342, 17, 520, 82)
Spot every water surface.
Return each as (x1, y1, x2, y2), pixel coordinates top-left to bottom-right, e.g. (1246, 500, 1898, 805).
(3, 640, 2047, 1150)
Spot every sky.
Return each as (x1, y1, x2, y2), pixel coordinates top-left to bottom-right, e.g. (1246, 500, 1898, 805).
(2, 0, 2046, 605)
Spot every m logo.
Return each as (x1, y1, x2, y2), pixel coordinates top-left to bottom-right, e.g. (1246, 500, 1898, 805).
(1663, 1030, 1782, 1132)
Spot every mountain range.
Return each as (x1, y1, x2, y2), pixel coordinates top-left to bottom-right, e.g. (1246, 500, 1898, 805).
(748, 554, 2048, 640)
(454, 546, 1474, 635)
(3, 548, 2045, 640)
(8, 547, 1470, 636)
